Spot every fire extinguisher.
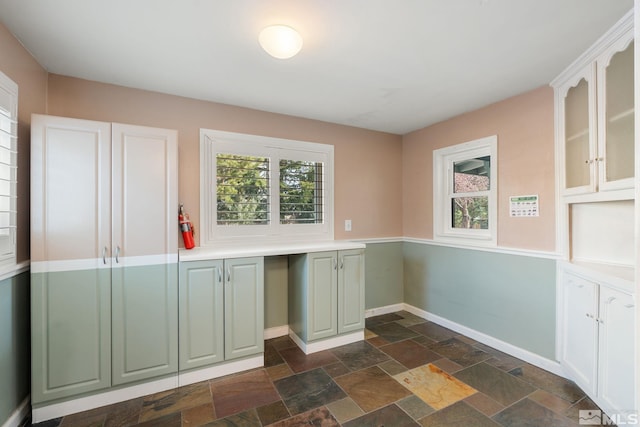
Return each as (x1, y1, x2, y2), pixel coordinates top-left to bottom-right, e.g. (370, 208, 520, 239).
(179, 204, 195, 249)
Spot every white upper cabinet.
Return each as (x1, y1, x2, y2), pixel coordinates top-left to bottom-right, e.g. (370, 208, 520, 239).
(553, 11, 634, 200)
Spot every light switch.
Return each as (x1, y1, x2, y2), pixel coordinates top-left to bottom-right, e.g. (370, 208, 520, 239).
(345, 219, 352, 231)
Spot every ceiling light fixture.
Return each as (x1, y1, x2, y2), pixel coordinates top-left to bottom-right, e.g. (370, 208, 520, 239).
(258, 25, 303, 59)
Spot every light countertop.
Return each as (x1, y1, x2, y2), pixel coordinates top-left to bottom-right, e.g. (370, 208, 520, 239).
(179, 240, 366, 262)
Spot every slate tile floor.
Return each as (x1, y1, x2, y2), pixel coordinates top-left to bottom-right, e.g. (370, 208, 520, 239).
(32, 311, 606, 426)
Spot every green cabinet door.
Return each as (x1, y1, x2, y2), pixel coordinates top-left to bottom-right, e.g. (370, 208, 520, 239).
(112, 263, 178, 385)
(224, 257, 264, 360)
(307, 252, 338, 341)
(338, 249, 365, 334)
(179, 260, 224, 371)
(31, 269, 111, 404)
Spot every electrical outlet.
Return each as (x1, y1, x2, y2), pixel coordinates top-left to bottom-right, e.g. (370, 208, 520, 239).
(345, 219, 352, 231)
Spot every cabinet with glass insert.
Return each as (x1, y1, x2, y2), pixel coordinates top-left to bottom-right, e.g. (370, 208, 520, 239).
(553, 11, 634, 199)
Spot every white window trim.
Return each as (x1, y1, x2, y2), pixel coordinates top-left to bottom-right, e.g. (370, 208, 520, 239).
(200, 129, 334, 246)
(0, 70, 17, 273)
(433, 135, 497, 247)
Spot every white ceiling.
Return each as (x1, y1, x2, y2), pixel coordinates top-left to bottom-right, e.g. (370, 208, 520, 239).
(0, 0, 633, 134)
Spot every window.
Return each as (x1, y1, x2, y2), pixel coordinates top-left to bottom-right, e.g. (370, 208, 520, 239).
(0, 71, 17, 270)
(433, 135, 497, 247)
(200, 129, 333, 245)
(279, 159, 324, 225)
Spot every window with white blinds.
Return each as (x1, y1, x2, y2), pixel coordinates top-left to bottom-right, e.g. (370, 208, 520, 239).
(216, 153, 270, 225)
(279, 159, 323, 225)
(201, 129, 333, 245)
(0, 72, 17, 267)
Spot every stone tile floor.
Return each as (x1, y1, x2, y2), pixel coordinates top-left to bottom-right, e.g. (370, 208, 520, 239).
(31, 311, 606, 426)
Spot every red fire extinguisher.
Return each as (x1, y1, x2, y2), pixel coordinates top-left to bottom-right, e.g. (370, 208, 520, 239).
(179, 204, 195, 249)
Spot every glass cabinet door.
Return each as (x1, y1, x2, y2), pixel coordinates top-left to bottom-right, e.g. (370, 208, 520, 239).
(601, 40, 634, 188)
(564, 77, 593, 191)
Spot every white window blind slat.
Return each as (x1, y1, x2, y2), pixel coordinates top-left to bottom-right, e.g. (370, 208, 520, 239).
(0, 71, 17, 266)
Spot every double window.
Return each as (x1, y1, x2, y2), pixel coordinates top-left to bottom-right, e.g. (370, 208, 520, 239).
(433, 135, 497, 247)
(200, 129, 333, 245)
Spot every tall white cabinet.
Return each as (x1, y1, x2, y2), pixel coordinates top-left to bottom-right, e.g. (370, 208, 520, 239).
(552, 9, 636, 422)
(30, 115, 178, 406)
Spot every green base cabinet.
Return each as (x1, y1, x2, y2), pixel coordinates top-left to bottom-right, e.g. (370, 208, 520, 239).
(112, 264, 178, 385)
(179, 260, 224, 371)
(31, 269, 112, 404)
(337, 249, 366, 334)
(179, 257, 264, 371)
(289, 249, 364, 344)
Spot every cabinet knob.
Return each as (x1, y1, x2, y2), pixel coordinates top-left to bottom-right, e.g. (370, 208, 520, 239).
(102, 246, 108, 265)
(115, 246, 121, 264)
(217, 268, 222, 283)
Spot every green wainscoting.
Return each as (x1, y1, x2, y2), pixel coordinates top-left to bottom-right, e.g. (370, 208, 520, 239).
(264, 256, 288, 330)
(403, 242, 557, 359)
(0, 271, 30, 425)
(364, 241, 404, 310)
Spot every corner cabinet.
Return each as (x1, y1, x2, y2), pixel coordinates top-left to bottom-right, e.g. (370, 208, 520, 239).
(288, 249, 365, 353)
(553, 9, 637, 422)
(553, 11, 634, 199)
(558, 265, 636, 419)
(30, 115, 178, 404)
(179, 257, 264, 372)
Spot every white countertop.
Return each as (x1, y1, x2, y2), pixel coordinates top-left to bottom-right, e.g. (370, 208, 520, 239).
(179, 240, 366, 262)
(562, 260, 635, 294)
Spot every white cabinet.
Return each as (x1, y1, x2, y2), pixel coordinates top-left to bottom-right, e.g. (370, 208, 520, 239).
(288, 249, 364, 353)
(31, 115, 178, 403)
(559, 266, 636, 420)
(179, 257, 264, 371)
(597, 285, 636, 413)
(553, 11, 634, 199)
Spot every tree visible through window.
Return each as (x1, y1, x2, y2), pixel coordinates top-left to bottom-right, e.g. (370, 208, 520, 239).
(216, 153, 270, 225)
(452, 156, 490, 229)
(201, 128, 334, 244)
(280, 159, 323, 224)
(433, 135, 497, 247)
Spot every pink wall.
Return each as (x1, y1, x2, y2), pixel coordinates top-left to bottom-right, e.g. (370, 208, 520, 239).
(0, 23, 48, 262)
(402, 86, 556, 252)
(46, 74, 404, 244)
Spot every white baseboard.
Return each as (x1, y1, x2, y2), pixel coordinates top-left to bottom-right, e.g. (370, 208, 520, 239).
(32, 376, 179, 423)
(289, 330, 364, 354)
(401, 303, 566, 378)
(178, 355, 263, 387)
(365, 303, 405, 318)
(2, 396, 30, 427)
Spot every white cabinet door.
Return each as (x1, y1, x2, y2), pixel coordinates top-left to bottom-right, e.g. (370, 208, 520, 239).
(559, 65, 598, 196)
(597, 286, 635, 413)
(31, 114, 112, 264)
(111, 124, 179, 385)
(560, 272, 599, 393)
(30, 115, 113, 403)
(111, 123, 178, 259)
(596, 32, 634, 192)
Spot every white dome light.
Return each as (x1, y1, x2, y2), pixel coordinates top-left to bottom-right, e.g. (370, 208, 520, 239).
(258, 25, 303, 59)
